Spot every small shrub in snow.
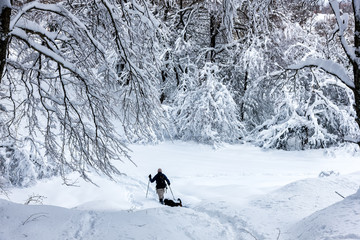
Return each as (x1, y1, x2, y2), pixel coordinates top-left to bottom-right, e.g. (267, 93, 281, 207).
(24, 194, 47, 205)
(318, 171, 339, 178)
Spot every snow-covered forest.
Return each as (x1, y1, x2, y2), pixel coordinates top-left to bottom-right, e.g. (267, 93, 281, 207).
(1, 0, 360, 186)
(1, 0, 360, 239)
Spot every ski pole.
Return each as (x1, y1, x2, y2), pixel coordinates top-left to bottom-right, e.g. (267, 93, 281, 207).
(168, 185, 175, 200)
(146, 179, 150, 198)
(335, 191, 345, 199)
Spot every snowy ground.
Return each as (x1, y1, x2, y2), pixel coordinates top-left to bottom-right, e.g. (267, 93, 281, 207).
(1, 142, 360, 240)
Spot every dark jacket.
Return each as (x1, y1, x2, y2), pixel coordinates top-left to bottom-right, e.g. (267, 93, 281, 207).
(150, 172, 170, 189)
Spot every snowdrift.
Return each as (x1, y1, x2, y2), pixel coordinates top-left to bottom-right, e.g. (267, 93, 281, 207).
(287, 188, 360, 240)
(0, 199, 233, 240)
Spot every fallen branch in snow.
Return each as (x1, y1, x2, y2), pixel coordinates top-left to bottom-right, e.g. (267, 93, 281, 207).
(22, 213, 49, 226)
(240, 228, 258, 240)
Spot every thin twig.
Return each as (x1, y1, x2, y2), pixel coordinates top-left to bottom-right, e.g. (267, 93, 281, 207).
(276, 228, 281, 240)
(22, 213, 48, 226)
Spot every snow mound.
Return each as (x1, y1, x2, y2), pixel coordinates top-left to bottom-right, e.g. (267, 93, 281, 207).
(287, 188, 360, 240)
(237, 174, 360, 239)
(0, 199, 233, 240)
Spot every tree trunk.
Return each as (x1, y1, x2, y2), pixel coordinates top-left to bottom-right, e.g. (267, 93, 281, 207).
(179, 0, 184, 27)
(240, 69, 248, 121)
(0, 3, 11, 82)
(352, 0, 360, 146)
(209, 13, 217, 62)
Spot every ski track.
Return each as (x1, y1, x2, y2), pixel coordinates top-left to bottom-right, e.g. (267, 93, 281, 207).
(74, 211, 97, 239)
(57, 211, 97, 240)
(191, 201, 261, 240)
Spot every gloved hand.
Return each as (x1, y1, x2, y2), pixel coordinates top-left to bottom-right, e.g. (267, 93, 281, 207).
(168, 182, 170, 186)
(148, 174, 151, 179)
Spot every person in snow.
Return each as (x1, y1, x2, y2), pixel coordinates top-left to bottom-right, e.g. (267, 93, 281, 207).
(149, 168, 170, 204)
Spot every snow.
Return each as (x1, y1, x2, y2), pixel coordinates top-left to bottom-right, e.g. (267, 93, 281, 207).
(10, 27, 83, 79)
(330, 0, 356, 64)
(288, 187, 360, 240)
(288, 58, 354, 89)
(0, 0, 10, 11)
(10, 2, 62, 30)
(355, 2, 360, 20)
(1, 142, 360, 239)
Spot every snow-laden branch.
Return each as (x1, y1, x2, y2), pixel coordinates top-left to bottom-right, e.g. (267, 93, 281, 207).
(15, 19, 59, 40)
(15, 19, 61, 54)
(10, 1, 106, 55)
(329, 0, 356, 63)
(11, 27, 87, 82)
(288, 58, 354, 89)
(100, 0, 125, 53)
(10, 2, 62, 30)
(133, 0, 161, 28)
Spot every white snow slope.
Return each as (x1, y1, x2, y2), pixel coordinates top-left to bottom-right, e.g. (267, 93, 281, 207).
(1, 142, 360, 240)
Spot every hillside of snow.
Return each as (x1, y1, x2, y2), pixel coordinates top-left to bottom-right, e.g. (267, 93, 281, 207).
(287, 188, 360, 240)
(1, 142, 360, 240)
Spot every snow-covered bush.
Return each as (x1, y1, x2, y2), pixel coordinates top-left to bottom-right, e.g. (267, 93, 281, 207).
(0, 141, 58, 187)
(247, 72, 358, 150)
(244, 6, 359, 150)
(318, 171, 339, 178)
(172, 63, 244, 145)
